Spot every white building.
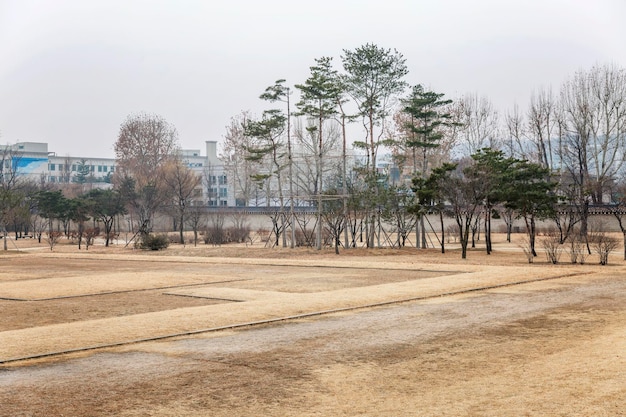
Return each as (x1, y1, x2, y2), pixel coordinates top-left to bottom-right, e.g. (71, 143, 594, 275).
(5, 141, 234, 206)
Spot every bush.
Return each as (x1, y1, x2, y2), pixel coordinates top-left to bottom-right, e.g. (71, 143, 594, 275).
(229, 226, 250, 243)
(541, 235, 561, 264)
(590, 232, 619, 265)
(203, 226, 225, 245)
(519, 236, 535, 264)
(566, 234, 589, 264)
(294, 228, 314, 247)
(139, 234, 170, 250)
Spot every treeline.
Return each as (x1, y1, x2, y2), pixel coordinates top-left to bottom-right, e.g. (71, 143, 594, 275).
(1, 44, 625, 261)
(219, 44, 626, 259)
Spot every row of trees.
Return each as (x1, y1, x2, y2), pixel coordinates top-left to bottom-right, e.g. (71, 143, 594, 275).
(0, 113, 209, 249)
(220, 43, 626, 258)
(1, 43, 624, 260)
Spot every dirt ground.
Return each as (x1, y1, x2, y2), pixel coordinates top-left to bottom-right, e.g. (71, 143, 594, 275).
(0, 235, 624, 416)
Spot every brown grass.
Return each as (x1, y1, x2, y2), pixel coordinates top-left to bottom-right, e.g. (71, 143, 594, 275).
(0, 233, 624, 416)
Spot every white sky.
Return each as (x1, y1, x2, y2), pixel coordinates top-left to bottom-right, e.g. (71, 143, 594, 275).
(1, 0, 625, 159)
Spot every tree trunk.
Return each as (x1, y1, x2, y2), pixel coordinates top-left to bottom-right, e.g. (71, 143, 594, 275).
(485, 208, 492, 255)
(179, 213, 185, 245)
(420, 214, 426, 248)
(440, 211, 445, 254)
(461, 224, 469, 259)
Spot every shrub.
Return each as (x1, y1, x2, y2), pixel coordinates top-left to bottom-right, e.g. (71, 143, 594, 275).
(83, 227, 100, 250)
(445, 224, 460, 243)
(168, 234, 182, 244)
(590, 232, 619, 265)
(294, 228, 314, 247)
(228, 226, 250, 243)
(139, 234, 170, 250)
(566, 234, 588, 264)
(519, 236, 534, 263)
(541, 235, 561, 264)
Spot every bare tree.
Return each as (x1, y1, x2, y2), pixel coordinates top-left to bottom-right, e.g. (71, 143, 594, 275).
(527, 87, 559, 170)
(58, 156, 72, 184)
(561, 64, 626, 205)
(454, 93, 500, 156)
(220, 112, 258, 207)
(164, 158, 202, 245)
(608, 178, 626, 260)
(115, 113, 180, 181)
(114, 113, 180, 236)
(504, 104, 528, 159)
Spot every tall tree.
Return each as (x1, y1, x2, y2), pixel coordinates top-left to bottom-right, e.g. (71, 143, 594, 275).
(454, 93, 500, 156)
(527, 87, 559, 170)
(220, 112, 256, 207)
(259, 79, 295, 248)
(395, 84, 454, 248)
(467, 148, 517, 255)
(244, 109, 287, 246)
(608, 178, 626, 260)
(398, 85, 454, 177)
(296, 56, 342, 250)
(341, 43, 408, 172)
(560, 64, 626, 218)
(0, 145, 26, 248)
(341, 43, 408, 247)
(504, 104, 528, 159)
(114, 113, 180, 236)
(163, 159, 202, 245)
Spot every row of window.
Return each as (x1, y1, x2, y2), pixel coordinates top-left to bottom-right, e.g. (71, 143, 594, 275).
(207, 187, 228, 197)
(208, 175, 227, 185)
(49, 163, 116, 173)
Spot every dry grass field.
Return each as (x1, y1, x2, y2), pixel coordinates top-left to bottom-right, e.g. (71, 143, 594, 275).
(0, 234, 625, 416)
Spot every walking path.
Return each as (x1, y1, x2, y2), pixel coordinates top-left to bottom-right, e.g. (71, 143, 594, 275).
(0, 255, 591, 363)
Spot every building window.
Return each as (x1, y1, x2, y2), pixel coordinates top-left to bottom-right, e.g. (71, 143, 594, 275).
(103, 166, 107, 172)
(110, 166, 115, 172)
(90, 165, 95, 172)
(98, 166, 102, 172)
(58, 164, 64, 171)
(49, 176, 55, 182)
(49, 164, 55, 171)
(220, 200, 227, 206)
(72, 165, 76, 171)
(219, 187, 227, 197)
(219, 175, 227, 185)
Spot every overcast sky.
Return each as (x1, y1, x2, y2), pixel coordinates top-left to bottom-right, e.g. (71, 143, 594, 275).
(1, 0, 625, 159)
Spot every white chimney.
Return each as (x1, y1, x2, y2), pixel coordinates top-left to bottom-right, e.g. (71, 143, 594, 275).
(205, 141, 219, 166)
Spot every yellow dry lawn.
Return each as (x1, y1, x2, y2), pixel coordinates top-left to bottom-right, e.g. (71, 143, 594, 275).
(0, 233, 624, 416)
